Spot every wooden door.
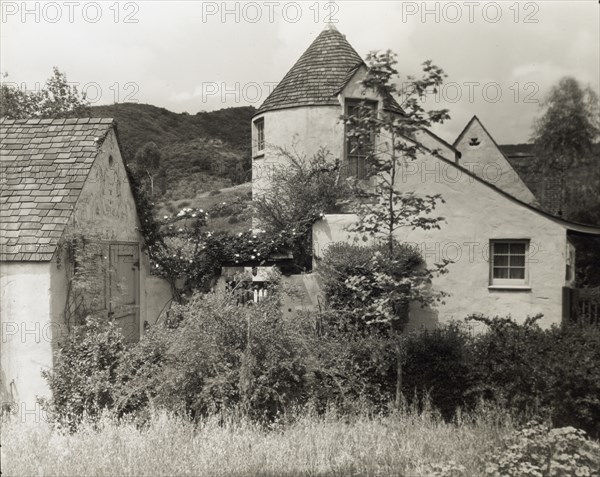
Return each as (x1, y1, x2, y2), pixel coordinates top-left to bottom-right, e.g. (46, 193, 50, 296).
(108, 243, 140, 341)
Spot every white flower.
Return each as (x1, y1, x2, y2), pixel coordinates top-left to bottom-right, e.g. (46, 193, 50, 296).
(251, 255, 256, 259)
(192, 214, 196, 218)
(235, 253, 240, 257)
(164, 215, 168, 219)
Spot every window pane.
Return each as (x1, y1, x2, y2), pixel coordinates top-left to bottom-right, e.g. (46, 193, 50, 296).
(510, 243, 526, 255)
(510, 255, 526, 267)
(493, 267, 509, 279)
(509, 268, 525, 279)
(494, 255, 509, 266)
(494, 243, 509, 254)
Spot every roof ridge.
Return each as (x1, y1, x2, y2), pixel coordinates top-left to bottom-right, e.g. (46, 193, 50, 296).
(0, 117, 114, 125)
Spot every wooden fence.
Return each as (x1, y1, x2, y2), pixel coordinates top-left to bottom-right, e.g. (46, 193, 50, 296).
(564, 287, 600, 325)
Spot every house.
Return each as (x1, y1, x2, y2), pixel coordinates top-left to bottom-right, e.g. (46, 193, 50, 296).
(251, 25, 600, 329)
(0, 117, 172, 411)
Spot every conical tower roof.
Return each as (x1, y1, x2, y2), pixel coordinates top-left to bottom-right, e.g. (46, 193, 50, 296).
(257, 25, 366, 114)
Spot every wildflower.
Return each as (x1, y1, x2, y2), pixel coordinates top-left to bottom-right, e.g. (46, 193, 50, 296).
(251, 255, 256, 259)
(164, 215, 168, 219)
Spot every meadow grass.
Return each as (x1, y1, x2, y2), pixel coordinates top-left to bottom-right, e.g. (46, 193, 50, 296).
(1, 403, 515, 477)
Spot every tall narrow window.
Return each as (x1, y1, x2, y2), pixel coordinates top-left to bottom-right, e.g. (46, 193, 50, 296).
(345, 99, 377, 179)
(490, 240, 530, 286)
(254, 118, 264, 155)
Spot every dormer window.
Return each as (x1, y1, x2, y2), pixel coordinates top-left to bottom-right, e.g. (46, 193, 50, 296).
(345, 99, 377, 179)
(254, 118, 265, 156)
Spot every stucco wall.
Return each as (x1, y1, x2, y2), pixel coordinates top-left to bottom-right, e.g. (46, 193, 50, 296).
(67, 129, 172, 334)
(454, 118, 537, 204)
(313, 150, 569, 329)
(1, 262, 53, 413)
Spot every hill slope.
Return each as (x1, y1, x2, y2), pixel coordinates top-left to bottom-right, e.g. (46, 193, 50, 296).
(90, 103, 255, 201)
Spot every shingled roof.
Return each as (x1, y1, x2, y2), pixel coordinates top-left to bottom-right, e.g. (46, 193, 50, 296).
(0, 117, 115, 261)
(257, 25, 403, 115)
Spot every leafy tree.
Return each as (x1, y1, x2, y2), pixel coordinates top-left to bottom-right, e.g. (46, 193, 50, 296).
(531, 77, 600, 216)
(532, 77, 599, 169)
(0, 67, 90, 119)
(341, 51, 452, 407)
(253, 146, 350, 271)
(134, 141, 162, 196)
(342, 51, 451, 324)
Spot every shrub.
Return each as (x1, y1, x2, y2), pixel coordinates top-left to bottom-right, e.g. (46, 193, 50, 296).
(545, 323, 600, 437)
(468, 316, 600, 437)
(119, 273, 311, 421)
(318, 240, 425, 327)
(308, 310, 399, 412)
(402, 323, 473, 419)
(467, 315, 554, 418)
(209, 189, 221, 196)
(40, 315, 126, 430)
(485, 421, 600, 477)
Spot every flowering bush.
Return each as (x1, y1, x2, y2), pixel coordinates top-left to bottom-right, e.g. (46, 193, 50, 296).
(485, 421, 600, 477)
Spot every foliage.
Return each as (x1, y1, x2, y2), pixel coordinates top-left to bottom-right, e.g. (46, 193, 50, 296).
(308, 309, 399, 411)
(467, 315, 600, 437)
(343, 52, 450, 253)
(91, 103, 254, 201)
(485, 421, 600, 477)
(253, 146, 351, 271)
(115, 272, 310, 421)
(532, 77, 599, 171)
(39, 316, 126, 431)
(318, 240, 444, 327)
(0, 68, 91, 119)
(530, 77, 600, 218)
(402, 324, 473, 420)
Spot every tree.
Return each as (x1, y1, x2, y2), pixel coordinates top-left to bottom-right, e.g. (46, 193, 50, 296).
(0, 67, 91, 119)
(135, 141, 162, 196)
(531, 77, 600, 216)
(342, 51, 452, 407)
(532, 77, 599, 167)
(343, 51, 451, 322)
(253, 146, 350, 271)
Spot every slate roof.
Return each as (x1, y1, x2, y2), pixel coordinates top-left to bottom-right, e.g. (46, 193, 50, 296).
(257, 25, 403, 115)
(0, 117, 115, 261)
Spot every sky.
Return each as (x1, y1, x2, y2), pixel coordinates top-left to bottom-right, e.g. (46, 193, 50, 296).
(1, 0, 599, 144)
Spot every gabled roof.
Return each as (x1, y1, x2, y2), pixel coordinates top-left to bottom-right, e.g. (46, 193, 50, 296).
(256, 25, 403, 115)
(0, 117, 115, 261)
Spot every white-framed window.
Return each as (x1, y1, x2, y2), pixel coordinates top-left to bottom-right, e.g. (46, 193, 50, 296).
(490, 239, 530, 287)
(254, 118, 264, 156)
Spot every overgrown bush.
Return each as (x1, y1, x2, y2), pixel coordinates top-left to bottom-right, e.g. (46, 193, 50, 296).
(116, 273, 311, 421)
(308, 310, 399, 412)
(467, 316, 600, 437)
(402, 323, 473, 420)
(40, 316, 126, 430)
(318, 240, 425, 327)
(485, 421, 600, 476)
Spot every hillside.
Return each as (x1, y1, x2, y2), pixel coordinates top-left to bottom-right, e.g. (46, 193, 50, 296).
(90, 103, 255, 201)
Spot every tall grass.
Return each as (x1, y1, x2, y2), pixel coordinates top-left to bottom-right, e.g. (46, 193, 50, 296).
(2, 402, 514, 477)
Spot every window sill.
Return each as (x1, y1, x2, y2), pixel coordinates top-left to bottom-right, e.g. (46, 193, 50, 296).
(253, 152, 265, 159)
(488, 285, 532, 291)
